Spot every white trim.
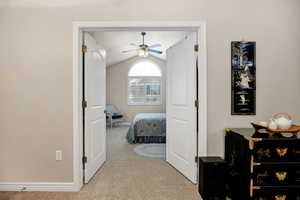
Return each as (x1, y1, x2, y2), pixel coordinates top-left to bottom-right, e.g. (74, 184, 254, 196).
(72, 24, 83, 192)
(72, 21, 208, 189)
(73, 21, 203, 31)
(197, 23, 208, 157)
(0, 182, 76, 192)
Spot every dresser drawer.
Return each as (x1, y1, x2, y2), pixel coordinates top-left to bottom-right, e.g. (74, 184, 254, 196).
(253, 188, 300, 200)
(253, 164, 300, 186)
(254, 141, 300, 162)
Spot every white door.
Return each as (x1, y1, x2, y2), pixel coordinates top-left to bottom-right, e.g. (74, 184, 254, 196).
(166, 32, 198, 183)
(83, 33, 106, 183)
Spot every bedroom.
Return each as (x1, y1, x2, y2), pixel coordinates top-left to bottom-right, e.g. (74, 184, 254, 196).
(82, 29, 201, 186)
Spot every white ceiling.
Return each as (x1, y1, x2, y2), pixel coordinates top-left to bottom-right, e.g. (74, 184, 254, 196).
(92, 31, 190, 66)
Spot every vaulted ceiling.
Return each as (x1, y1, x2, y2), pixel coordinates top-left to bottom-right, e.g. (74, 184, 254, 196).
(92, 31, 190, 66)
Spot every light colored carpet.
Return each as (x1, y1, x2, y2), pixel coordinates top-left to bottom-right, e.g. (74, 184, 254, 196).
(134, 144, 166, 158)
(0, 125, 200, 200)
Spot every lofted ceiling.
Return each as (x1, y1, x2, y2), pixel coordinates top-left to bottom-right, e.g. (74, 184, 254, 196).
(92, 31, 190, 66)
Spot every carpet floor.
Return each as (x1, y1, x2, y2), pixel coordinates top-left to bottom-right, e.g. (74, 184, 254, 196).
(134, 144, 166, 158)
(0, 125, 200, 200)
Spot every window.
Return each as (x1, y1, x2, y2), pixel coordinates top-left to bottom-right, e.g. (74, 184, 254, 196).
(128, 61, 162, 105)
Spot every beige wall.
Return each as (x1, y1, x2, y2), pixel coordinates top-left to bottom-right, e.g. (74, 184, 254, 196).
(106, 56, 166, 122)
(0, 0, 299, 183)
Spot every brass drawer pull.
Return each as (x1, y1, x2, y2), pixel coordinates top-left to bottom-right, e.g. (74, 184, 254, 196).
(276, 147, 288, 157)
(275, 171, 287, 181)
(275, 195, 286, 200)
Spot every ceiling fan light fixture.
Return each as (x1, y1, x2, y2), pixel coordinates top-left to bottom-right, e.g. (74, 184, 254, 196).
(122, 32, 162, 57)
(138, 49, 149, 57)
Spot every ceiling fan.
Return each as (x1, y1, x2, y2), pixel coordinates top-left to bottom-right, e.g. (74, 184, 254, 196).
(122, 32, 163, 57)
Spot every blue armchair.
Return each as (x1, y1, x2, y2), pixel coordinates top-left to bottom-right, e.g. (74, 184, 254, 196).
(106, 105, 124, 128)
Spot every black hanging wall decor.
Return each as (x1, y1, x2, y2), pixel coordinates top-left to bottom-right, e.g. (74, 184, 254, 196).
(231, 41, 256, 115)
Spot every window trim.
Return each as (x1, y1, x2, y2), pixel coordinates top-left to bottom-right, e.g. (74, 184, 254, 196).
(127, 76, 162, 106)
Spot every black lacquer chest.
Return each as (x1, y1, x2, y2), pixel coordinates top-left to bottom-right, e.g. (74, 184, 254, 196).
(225, 128, 300, 200)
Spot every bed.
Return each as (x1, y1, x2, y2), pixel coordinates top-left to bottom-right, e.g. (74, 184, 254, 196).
(126, 113, 166, 144)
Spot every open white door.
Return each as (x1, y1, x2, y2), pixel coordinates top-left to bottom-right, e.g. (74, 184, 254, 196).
(83, 33, 106, 183)
(166, 32, 198, 183)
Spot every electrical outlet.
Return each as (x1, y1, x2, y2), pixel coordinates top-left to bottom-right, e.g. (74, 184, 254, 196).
(56, 150, 63, 161)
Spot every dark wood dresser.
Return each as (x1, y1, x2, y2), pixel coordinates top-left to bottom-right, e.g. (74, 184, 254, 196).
(225, 128, 300, 200)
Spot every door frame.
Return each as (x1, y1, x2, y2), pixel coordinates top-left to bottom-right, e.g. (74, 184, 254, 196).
(72, 21, 207, 191)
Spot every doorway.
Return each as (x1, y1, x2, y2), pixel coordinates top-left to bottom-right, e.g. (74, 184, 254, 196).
(72, 21, 207, 191)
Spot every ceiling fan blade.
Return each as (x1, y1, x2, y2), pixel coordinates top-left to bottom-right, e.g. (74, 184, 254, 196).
(148, 44, 161, 48)
(130, 43, 140, 47)
(122, 48, 139, 53)
(148, 49, 163, 54)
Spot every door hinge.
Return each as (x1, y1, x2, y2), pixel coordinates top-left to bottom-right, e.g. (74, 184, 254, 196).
(82, 156, 87, 164)
(82, 45, 87, 53)
(194, 44, 199, 52)
(82, 100, 87, 109)
(194, 99, 199, 108)
(195, 156, 198, 163)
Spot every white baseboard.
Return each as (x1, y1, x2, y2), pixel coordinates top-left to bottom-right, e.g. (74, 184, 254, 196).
(0, 182, 78, 192)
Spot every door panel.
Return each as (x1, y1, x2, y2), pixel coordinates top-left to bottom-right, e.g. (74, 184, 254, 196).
(84, 33, 106, 183)
(166, 32, 197, 183)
